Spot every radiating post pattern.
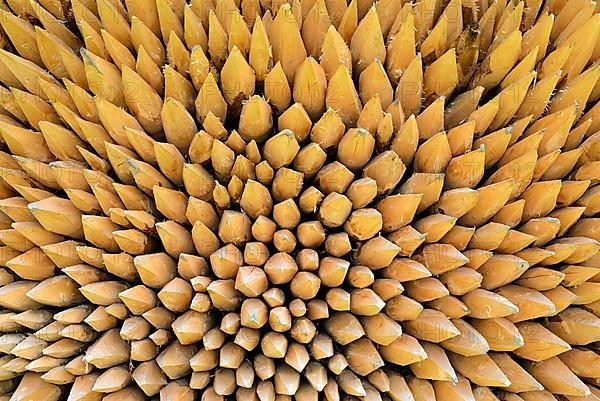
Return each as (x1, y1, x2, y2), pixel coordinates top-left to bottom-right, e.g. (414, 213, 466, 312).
(0, 0, 597, 400)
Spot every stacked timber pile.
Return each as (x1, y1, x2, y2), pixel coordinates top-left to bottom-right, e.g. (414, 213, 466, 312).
(0, 0, 597, 400)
